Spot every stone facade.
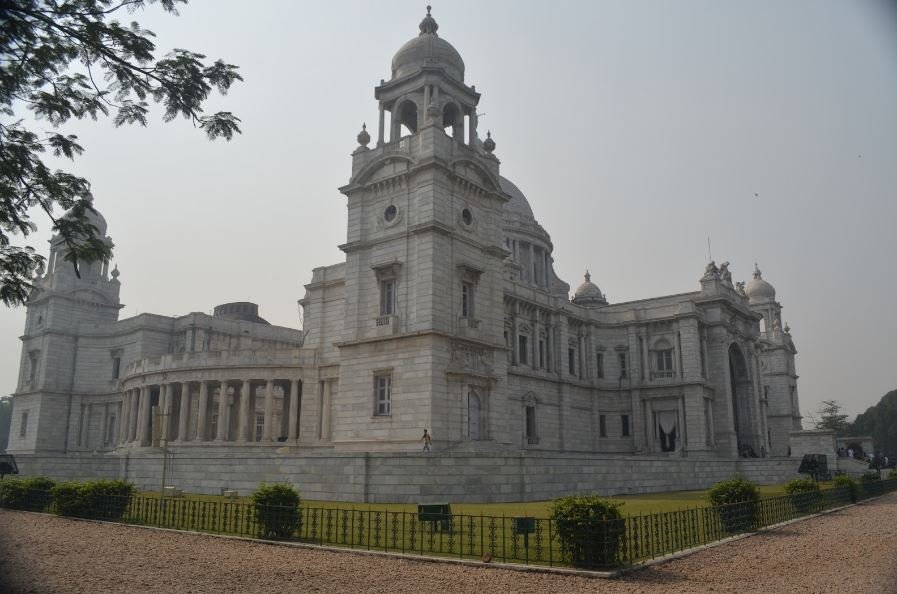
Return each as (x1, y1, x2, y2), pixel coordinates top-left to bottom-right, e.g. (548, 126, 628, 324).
(6, 9, 805, 499)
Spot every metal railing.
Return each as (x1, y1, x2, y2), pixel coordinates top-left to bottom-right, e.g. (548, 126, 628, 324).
(3, 478, 895, 570)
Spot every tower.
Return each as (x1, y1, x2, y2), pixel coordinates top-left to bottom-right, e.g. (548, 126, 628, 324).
(333, 8, 511, 449)
(8, 199, 122, 452)
(745, 264, 800, 456)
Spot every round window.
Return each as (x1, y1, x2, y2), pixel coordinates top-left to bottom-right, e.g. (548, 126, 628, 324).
(461, 208, 473, 226)
(384, 205, 397, 222)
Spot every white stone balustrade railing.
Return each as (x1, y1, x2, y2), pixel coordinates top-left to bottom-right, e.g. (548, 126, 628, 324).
(125, 348, 318, 377)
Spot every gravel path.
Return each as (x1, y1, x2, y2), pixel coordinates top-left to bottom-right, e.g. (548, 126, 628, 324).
(1, 494, 896, 594)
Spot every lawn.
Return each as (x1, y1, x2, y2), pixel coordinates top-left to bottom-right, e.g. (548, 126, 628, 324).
(141, 482, 792, 518)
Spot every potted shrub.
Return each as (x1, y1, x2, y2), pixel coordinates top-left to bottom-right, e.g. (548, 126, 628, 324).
(784, 478, 821, 513)
(550, 495, 626, 569)
(251, 483, 301, 539)
(708, 477, 759, 534)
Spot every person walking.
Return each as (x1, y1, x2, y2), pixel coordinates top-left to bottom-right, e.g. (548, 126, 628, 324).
(421, 429, 432, 453)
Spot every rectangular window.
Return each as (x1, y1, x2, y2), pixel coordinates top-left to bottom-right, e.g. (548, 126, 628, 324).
(255, 414, 264, 441)
(525, 406, 537, 444)
(105, 415, 116, 447)
(19, 411, 28, 437)
(210, 413, 218, 440)
(618, 353, 627, 378)
(568, 348, 576, 375)
(596, 353, 604, 378)
(375, 375, 392, 416)
(655, 350, 674, 372)
(518, 336, 528, 365)
(461, 281, 474, 318)
(621, 414, 630, 437)
(538, 340, 545, 369)
(379, 279, 395, 316)
(28, 351, 39, 382)
(599, 414, 607, 438)
(112, 357, 121, 379)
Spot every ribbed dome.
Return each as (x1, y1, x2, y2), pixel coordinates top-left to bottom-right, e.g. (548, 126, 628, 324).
(572, 271, 607, 306)
(500, 176, 534, 219)
(745, 264, 776, 303)
(391, 8, 465, 81)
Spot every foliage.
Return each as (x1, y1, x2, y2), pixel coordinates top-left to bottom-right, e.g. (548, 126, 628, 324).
(707, 478, 759, 534)
(889, 469, 897, 479)
(860, 471, 881, 483)
(0, 396, 12, 449)
(0, 475, 55, 510)
(832, 475, 858, 503)
(849, 389, 897, 462)
(0, 0, 241, 306)
(50, 480, 91, 516)
(812, 400, 849, 434)
(50, 478, 135, 518)
(89, 478, 135, 519)
(251, 483, 301, 539)
(549, 495, 626, 569)
(784, 478, 821, 513)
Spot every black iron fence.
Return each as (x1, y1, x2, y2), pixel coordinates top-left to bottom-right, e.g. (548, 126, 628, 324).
(3, 478, 896, 570)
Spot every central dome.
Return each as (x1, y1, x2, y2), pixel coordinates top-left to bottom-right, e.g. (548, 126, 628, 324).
(500, 176, 534, 219)
(391, 8, 465, 82)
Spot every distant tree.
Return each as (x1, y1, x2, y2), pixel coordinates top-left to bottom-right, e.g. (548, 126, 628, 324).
(813, 400, 849, 434)
(850, 389, 897, 459)
(0, 396, 12, 450)
(0, 0, 242, 306)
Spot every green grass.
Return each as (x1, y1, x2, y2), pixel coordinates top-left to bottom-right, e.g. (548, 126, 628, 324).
(140, 482, 792, 518)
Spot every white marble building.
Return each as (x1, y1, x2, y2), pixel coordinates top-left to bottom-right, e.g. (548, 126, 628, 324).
(6, 9, 804, 497)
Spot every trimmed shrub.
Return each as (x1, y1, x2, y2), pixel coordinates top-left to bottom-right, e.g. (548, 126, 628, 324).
(89, 479, 135, 520)
(0, 476, 56, 511)
(832, 475, 858, 503)
(860, 471, 881, 482)
(251, 483, 301, 539)
(708, 478, 759, 534)
(51, 481, 92, 517)
(550, 495, 626, 569)
(784, 478, 821, 513)
(889, 469, 897, 480)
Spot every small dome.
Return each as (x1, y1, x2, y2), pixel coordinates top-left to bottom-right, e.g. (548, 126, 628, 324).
(213, 302, 269, 325)
(500, 176, 534, 219)
(391, 8, 465, 81)
(62, 196, 108, 236)
(745, 264, 776, 303)
(572, 271, 607, 306)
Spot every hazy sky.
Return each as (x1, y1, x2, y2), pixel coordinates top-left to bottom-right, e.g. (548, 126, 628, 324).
(2, 1, 895, 421)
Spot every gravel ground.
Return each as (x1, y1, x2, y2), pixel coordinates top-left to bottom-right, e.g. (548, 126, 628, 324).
(1, 493, 896, 594)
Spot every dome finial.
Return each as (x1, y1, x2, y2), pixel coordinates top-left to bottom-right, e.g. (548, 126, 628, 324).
(419, 5, 438, 35)
(753, 262, 762, 279)
(584, 270, 591, 282)
(483, 130, 496, 154)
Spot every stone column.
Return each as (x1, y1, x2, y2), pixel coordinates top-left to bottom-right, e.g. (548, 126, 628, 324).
(468, 111, 478, 146)
(118, 391, 131, 445)
(377, 103, 385, 146)
(288, 379, 300, 441)
(511, 308, 519, 366)
(195, 381, 208, 442)
(216, 381, 229, 441)
(529, 243, 535, 285)
(262, 380, 274, 441)
(129, 388, 140, 443)
(159, 383, 171, 445)
(137, 386, 152, 446)
(578, 335, 585, 379)
(321, 380, 332, 442)
(238, 380, 251, 442)
(177, 382, 191, 441)
(531, 315, 539, 370)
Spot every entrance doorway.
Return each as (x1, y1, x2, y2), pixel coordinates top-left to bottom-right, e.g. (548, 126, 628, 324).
(468, 392, 481, 440)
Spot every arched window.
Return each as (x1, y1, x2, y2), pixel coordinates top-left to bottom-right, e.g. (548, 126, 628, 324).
(397, 99, 418, 136)
(468, 391, 481, 440)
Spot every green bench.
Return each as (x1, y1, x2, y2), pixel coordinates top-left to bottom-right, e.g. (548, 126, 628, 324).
(417, 503, 452, 532)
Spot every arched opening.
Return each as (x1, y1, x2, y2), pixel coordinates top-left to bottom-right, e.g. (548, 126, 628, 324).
(468, 391, 481, 440)
(396, 99, 418, 136)
(442, 103, 462, 141)
(728, 343, 756, 456)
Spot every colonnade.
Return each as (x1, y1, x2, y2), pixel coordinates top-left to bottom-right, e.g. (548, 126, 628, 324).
(116, 378, 302, 447)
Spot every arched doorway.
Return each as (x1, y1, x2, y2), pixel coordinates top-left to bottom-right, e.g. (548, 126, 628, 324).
(468, 391, 481, 440)
(728, 343, 756, 456)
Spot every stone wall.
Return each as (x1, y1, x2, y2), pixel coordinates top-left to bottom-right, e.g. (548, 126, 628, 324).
(13, 449, 801, 504)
